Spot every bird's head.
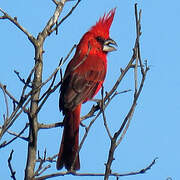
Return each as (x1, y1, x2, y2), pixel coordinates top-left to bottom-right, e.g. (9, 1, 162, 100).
(78, 9, 117, 55)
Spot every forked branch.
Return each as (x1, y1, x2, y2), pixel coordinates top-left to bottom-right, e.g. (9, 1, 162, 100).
(104, 4, 150, 180)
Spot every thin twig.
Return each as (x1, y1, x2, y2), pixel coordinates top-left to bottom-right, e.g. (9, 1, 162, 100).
(14, 70, 32, 88)
(33, 149, 51, 177)
(7, 129, 28, 141)
(101, 86, 112, 139)
(0, 64, 38, 139)
(0, 8, 36, 45)
(135, 5, 144, 75)
(134, 49, 138, 95)
(1, 97, 31, 138)
(21, 63, 38, 98)
(0, 123, 29, 149)
(36, 153, 58, 163)
(50, 0, 81, 34)
(8, 150, 16, 180)
(36, 44, 76, 114)
(0, 84, 18, 105)
(80, 104, 99, 121)
(52, 0, 58, 5)
(104, 4, 149, 180)
(0, 83, 9, 120)
(80, 89, 130, 121)
(39, 59, 63, 102)
(116, 68, 149, 146)
(34, 158, 157, 180)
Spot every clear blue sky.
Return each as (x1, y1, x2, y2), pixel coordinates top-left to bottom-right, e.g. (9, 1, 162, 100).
(0, 0, 179, 180)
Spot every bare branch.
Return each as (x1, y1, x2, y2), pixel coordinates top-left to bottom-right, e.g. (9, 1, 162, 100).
(50, 0, 82, 34)
(0, 123, 29, 149)
(80, 89, 130, 121)
(52, 0, 58, 5)
(0, 57, 61, 139)
(33, 149, 51, 177)
(38, 122, 63, 129)
(25, 1, 70, 177)
(116, 66, 149, 146)
(0, 83, 9, 120)
(134, 48, 138, 95)
(7, 129, 28, 141)
(39, 59, 63, 102)
(8, 150, 16, 180)
(0, 95, 31, 140)
(0, 85, 18, 105)
(0, 8, 36, 45)
(0, 62, 39, 140)
(37, 44, 76, 114)
(14, 70, 32, 88)
(104, 4, 149, 180)
(135, 5, 144, 75)
(101, 86, 112, 139)
(80, 104, 99, 121)
(41, 0, 68, 38)
(36, 153, 58, 163)
(34, 158, 157, 180)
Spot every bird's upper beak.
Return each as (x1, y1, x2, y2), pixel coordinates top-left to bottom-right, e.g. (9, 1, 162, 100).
(103, 38, 117, 52)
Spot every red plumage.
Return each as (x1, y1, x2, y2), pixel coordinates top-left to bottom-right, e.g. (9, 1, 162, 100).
(57, 8, 117, 171)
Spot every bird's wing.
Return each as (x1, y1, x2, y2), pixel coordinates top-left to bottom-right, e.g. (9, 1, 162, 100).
(59, 55, 106, 112)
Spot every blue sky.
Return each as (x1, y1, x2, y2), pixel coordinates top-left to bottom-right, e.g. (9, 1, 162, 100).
(0, 0, 180, 180)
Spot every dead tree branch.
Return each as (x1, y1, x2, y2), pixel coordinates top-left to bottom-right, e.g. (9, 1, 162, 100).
(0, 123, 29, 148)
(0, 83, 9, 121)
(33, 150, 51, 178)
(34, 158, 157, 180)
(0, 8, 36, 45)
(24, 1, 73, 179)
(50, 0, 82, 35)
(8, 150, 16, 180)
(104, 4, 150, 180)
(101, 86, 112, 139)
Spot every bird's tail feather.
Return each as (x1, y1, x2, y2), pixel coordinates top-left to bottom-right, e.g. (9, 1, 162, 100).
(56, 104, 81, 171)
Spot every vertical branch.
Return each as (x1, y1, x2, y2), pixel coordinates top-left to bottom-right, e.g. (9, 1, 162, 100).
(0, 83, 9, 121)
(24, 44, 43, 180)
(24, 1, 68, 179)
(104, 4, 148, 180)
(101, 86, 112, 139)
(134, 48, 138, 95)
(134, 4, 140, 96)
(8, 150, 16, 180)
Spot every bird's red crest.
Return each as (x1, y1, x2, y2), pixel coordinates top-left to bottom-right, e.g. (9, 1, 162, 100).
(90, 8, 116, 39)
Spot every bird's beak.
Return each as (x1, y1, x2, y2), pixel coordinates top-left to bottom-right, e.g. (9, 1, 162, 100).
(103, 38, 117, 52)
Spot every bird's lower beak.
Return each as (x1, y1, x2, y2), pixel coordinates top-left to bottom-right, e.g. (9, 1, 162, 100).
(103, 38, 117, 52)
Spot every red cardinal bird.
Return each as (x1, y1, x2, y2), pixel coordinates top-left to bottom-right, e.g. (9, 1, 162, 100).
(57, 9, 117, 171)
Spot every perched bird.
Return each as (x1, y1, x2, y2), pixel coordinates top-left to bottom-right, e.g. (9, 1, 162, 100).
(57, 9, 117, 171)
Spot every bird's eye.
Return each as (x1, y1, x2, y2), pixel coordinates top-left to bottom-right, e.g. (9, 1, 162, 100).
(96, 36, 105, 45)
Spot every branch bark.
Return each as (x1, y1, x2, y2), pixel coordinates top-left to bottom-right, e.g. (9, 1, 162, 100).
(8, 150, 16, 180)
(104, 4, 149, 180)
(34, 158, 157, 180)
(24, 1, 69, 179)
